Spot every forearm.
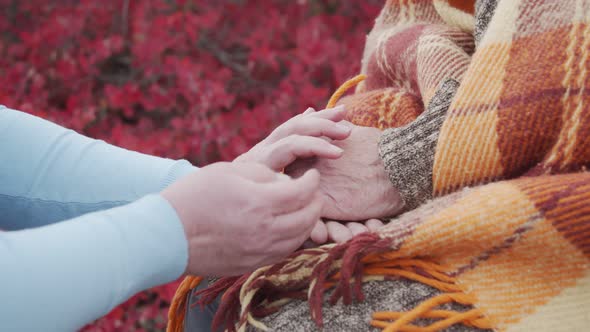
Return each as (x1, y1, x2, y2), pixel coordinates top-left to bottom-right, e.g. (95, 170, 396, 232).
(0, 106, 196, 230)
(378, 78, 459, 210)
(0, 194, 188, 331)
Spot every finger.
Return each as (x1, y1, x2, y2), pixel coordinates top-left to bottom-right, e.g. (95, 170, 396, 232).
(262, 169, 321, 214)
(261, 227, 321, 267)
(326, 221, 353, 243)
(266, 135, 343, 171)
(280, 117, 351, 141)
(272, 212, 324, 259)
(310, 220, 328, 244)
(272, 198, 323, 237)
(365, 219, 385, 231)
(303, 107, 316, 115)
(346, 222, 369, 236)
(229, 162, 280, 183)
(310, 104, 347, 122)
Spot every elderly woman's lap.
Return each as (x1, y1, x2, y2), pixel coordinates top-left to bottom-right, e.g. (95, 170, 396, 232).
(184, 279, 489, 332)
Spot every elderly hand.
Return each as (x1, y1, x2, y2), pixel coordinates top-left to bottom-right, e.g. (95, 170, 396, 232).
(162, 162, 323, 276)
(286, 123, 404, 244)
(235, 105, 356, 245)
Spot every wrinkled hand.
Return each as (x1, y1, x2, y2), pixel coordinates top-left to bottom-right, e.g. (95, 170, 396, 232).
(287, 123, 404, 243)
(162, 162, 323, 276)
(235, 105, 351, 171)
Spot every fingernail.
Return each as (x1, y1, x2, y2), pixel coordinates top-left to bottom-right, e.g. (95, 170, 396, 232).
(339, 120, 353, 128)
(337, 123, 351, 133)
(304, 168, 320, 178)
(276, 173, 291, 181)
(330, 145, 344, 154)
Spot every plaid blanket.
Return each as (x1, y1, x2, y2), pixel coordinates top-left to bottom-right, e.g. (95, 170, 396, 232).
(168, 0, 590, 331)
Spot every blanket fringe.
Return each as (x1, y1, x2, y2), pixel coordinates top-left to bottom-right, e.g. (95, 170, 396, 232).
(211, 231, 493, 332)
(363, 253, 492, 331)
(166, 276, 203, 332)
(370, 294, 492, 331)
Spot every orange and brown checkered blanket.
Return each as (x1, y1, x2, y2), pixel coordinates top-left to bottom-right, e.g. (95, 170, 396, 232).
(169, 0, 590, 331)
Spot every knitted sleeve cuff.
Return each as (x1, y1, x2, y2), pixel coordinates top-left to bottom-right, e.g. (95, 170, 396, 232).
(378, 78, 460, 211)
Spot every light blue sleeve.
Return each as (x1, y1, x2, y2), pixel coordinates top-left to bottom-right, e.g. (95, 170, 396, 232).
(0, 106, 196, 330)
(0, 194, 189, 331)
(0, 106, 197, 230)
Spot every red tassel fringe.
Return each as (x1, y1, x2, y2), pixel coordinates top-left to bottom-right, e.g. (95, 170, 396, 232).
(196, 232, 392, 331)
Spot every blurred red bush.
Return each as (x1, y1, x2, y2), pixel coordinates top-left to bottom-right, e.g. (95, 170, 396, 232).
(0, 0, 381, 330)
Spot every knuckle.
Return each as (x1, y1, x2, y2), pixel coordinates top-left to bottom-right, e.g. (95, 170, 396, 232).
(284, 134, 303, 148)
(273, 125, 289, 138)
(237, 239, 252, 254)
(256, 218, 273, 234)
(241, 236, 263, 254)
(314, 117, 331, 126)
(308, 118, 328, 130)
(286, 117, 304, 130)
(293, 117, 312, 130)
(314, 137, 331, 147)
(251, 236, 271, 254)
(260, 149, 273, 164)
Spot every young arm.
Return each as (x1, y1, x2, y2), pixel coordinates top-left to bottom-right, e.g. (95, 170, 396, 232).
(0, 193, 189, 331)
(0, 106, 196, 230)
(0, 105, 351, 330)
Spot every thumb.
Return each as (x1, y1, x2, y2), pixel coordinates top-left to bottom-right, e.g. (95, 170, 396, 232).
(263, 169, 321, 215)
(230, 162, 280, 183)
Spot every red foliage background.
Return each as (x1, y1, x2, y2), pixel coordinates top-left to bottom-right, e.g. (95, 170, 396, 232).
(0, 0, 381, 330)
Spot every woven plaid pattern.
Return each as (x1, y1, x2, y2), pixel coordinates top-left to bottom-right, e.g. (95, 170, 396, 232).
(342, 0, 474, 129)
(434, 0, 590, 194)
(221, 173, 590, 332)
(170, 1, 590, 331)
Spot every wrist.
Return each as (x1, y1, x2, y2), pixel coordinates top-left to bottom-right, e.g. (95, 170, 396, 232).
(160, 184, 211, 276)
(160, 186, 193, 269)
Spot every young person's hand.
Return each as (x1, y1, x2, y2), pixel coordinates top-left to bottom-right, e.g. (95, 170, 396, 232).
(162, 162, 323, 276)
(234, 105, 351, 171)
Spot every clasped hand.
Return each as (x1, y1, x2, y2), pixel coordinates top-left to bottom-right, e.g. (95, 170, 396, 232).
(163, 106, 367, 276)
